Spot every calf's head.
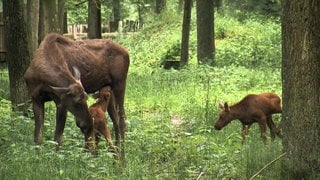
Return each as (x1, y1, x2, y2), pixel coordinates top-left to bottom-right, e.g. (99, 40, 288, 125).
(214, 102, 233, 130)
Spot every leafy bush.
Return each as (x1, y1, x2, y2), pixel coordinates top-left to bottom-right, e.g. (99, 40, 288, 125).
(215, 16, 281, 68)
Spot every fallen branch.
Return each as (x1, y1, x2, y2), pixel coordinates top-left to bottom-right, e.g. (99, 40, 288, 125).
(196, 172, 205, 180)
(249, 152, 287, 180)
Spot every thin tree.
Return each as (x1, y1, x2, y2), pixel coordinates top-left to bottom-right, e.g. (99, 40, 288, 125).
(3, 0, 31, 113)
(282, 0, 320, 178)
(27, 0, 39, 53)
(58, 0, 66, 34)
(40, 0, 60, 40)
(196, 0, 214, 65)
(88, 0, 101, 39)
(180, 0, 192, 66)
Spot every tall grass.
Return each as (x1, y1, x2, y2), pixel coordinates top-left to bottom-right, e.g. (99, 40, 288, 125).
(0, 12, 284, 179)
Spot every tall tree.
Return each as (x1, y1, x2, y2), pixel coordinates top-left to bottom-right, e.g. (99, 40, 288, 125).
(180, 0, 192, 66)
(282, 0, 320, 178)
(3, 0, 31, 112)
(196, 0, 214, 65)
(88, 0, 101, 39)
(112, 0, 121, 32)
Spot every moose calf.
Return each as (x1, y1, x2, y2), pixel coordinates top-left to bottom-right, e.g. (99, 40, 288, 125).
(89, 86, 117, 155)
(214, 93, 282, 143)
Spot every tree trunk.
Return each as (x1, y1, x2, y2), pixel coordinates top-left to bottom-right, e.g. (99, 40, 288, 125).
(155, 0, 166, 14)
(27, 0, 39, 53)
(180, 0, 192, 66)
(282, 0, 320, 178)
(43, 0, 59, 32)
(196, 0, 215, 65)
(3, 0, 31, 113)
(88, 0, 101, 39)
(112, 0, 121, 32)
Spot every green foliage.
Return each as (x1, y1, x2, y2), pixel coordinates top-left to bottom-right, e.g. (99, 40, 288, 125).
(222, 0, 282, 19)
(0, 13, 284, 179)
(0, 68, 9, 99)
(215, 15, 281, 68)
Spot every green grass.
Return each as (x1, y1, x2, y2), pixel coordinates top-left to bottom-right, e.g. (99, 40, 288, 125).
(0, 13, 285, 179)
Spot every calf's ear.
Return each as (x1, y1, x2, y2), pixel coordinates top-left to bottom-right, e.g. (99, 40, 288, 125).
(92, 92, 100, 99)
(224, 102, 230, 112)
(219, 102, 224, 109)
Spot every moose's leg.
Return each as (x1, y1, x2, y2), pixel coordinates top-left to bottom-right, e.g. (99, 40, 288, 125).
(32, 98, 45, 145)
(54, 103, 67, 150)
(112, 80, 127, 166)
(107, 91, 120, 145)
(112, 81, 127, 141)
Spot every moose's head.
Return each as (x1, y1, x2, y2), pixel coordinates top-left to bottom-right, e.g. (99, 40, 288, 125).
(214, 102, 234, 130)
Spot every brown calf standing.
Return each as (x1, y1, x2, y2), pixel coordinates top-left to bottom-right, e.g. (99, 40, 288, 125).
(89, 86, 117, 155)
(214, 93, 282, 143)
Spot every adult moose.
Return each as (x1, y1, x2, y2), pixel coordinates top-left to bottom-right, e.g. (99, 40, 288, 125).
(24, 33, 129, 154)
(214, 93, 282, 143)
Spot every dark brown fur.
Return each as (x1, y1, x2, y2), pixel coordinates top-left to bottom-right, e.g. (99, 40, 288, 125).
(214, 93, 282, 143)
(24, 33, 129, 153)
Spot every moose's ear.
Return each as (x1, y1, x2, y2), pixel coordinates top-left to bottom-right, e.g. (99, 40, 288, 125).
(50, 86, 70, 95)
(224, 102, 230, 112)
(72, 66, 81, 81)
(219, 102, 224, 109)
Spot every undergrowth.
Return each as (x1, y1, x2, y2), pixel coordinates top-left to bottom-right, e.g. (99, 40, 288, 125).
(0, 11, 284, 179)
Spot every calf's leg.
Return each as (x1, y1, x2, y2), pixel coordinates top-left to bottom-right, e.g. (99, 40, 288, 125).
(266, 115, 282, 140)
(241, 124, 250, 142)
(258, 116, 268, 144)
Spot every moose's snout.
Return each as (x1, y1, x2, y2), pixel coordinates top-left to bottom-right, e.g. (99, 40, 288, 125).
(214, 124, 221, 130)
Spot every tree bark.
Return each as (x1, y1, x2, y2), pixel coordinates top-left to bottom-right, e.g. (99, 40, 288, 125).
(58, 0, 66, 34)
(196, 0, 215, 65)
(180, 0, 192, 66)
(39, 0, 59, 42)
(88, 0, 101, 39)
(282, 0, 320, 178)
(155, 0, 166, 14)
(27, 0, 39, 53)
(3, 0, 31, 113)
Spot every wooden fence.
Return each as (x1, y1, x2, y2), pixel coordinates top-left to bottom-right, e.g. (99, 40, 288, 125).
(65, 20, 139, 40)
(0, 17, 139, 63)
